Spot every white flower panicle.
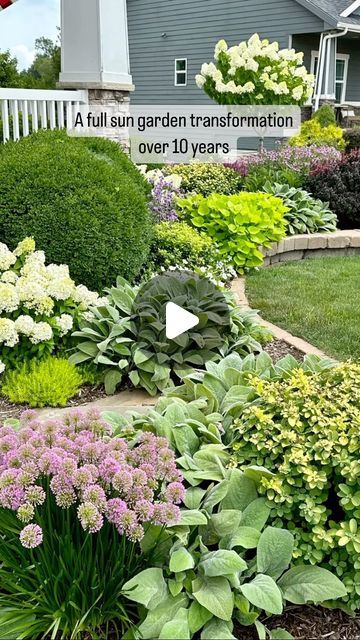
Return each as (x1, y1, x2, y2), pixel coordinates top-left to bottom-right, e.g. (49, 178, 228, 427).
(0, 237, 105, 354)
(196, 33, 314, 105)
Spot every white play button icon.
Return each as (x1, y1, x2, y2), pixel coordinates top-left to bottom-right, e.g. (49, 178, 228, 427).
(166, 302, 199, 340)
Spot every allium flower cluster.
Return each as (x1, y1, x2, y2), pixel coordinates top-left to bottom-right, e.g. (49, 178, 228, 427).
(226, 145, 342, 178)
(0, 238, 107, 366)
(196, 34, 314, 105)
(0, 408, 184, 549)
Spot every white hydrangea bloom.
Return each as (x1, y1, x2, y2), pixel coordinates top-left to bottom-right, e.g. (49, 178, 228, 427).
(74, 285, 100, 309)
(14, 315, 35, 336)
(55, 313, 73, 336)
(292, 86, 304, 101)
(0, 360, 5, 375)
(0, 283, 20, 313)
(0, 319, 19, 347)
(1, 271, 18, 285)
(13, 237, 36, 257)
(214, 39, 228, 60)
(0, 243, 16, 272)
(195, 74, 206, 89)
(29, 322, 53, 345)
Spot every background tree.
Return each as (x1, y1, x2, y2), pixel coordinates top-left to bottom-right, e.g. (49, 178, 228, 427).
(20, 32, 61, 89)
(0, 50, 20, 87)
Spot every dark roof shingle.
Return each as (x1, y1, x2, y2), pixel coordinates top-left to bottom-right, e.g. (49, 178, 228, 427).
(295, 0, 360, 26)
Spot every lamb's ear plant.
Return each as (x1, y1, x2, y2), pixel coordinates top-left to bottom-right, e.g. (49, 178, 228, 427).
(122, 478, 346, 640)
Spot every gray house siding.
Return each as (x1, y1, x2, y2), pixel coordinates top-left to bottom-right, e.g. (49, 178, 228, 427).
(127, 0, 324, 105)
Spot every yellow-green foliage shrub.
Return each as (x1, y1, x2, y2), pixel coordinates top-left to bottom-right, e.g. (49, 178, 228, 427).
(230, 362, 360, 611)
(1, 357, 83, 407)
(177, 192, 288, 272)
(162, 163, 243, 196)
(290, 119, 345, 151)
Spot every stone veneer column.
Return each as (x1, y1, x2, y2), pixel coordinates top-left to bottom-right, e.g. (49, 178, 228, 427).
(59, 0, 134, 148)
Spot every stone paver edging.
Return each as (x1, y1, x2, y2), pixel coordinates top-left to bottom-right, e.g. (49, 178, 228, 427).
(231, 277, 327, 358)
(263, 229, 360, 266)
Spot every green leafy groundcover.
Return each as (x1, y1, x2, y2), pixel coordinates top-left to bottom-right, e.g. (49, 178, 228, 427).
(70, 274, 270, 395)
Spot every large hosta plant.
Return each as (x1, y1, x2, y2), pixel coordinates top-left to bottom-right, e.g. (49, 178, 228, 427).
(71, 275, 270, 395)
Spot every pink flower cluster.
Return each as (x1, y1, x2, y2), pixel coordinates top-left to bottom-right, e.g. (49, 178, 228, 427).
(0, 408, 185, 548)
(226, 145, 342, 178)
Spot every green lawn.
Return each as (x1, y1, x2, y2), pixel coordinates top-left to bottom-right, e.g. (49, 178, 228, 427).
(246, 256, 360, 361)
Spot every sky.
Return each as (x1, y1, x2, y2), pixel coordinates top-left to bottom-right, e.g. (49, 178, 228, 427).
(0, 0, 60, 69)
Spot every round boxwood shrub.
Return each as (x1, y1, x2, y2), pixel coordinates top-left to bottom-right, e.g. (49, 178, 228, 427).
(306, 151, 360, 227)
(0, 130, 153, 290)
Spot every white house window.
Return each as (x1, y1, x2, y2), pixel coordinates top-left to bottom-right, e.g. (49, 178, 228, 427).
(175, 59, 187, 86)
(311, 51, 349, 104)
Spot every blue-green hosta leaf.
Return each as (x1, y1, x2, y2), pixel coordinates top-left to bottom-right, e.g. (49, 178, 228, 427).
(211, 510, 242, 538)
(221, 526, 261, 550)
(169, 510, 208, 527)
(240, 498, 270, 531)
(278, 566, 347, 605)
(241, 574, 283, 615)
(192, 576, 234, 621)
(257, 527, 294, 579)
(221, 470, 258, 511)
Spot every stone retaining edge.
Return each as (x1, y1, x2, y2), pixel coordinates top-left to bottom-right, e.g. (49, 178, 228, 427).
(264, 230, 360, 266)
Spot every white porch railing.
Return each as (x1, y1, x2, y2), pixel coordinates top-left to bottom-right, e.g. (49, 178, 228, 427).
(0, 88, 88, 143)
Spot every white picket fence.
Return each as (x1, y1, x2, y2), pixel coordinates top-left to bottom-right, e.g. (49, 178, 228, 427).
(0, 88, 88, 143)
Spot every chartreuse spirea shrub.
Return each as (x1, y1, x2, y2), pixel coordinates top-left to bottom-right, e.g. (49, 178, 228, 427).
(70, 275, 270, 395)
(162, 163, 243, 197)
(0, 237, 106, 373)
(306, 151, 360, 227)
(262, 183, 337, 235)
(0, 130, 153, 290)
(143, 221, 236, 285)
(0, 408, 185, 638)
(177, 192, 288, 272)
(226, 361, 360, 611)
(195, 33, 314, 105)
(1, 357, 83, 408)
(289, 118, 345, 151)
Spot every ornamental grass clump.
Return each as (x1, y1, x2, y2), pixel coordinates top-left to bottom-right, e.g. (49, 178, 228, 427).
(0, 408, 184, 638)
(196, 33, 314, 105)
(0, 236, 106, 371)
(230, 362, 360, 611)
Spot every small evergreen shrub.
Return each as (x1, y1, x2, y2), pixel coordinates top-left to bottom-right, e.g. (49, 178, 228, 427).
(144, 221, 235, 284)
(306, 151, 360, 227)
(344, 127, 360, 152)
(177, 192, 288, 271)
(1, 357, 84, 407)
(312, 105, 336, 128)
(162, 163, 243, 196)
(262, 182, 337, 235)
(0, 130, 153, 290)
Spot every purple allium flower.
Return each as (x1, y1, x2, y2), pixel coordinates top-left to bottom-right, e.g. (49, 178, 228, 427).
(0, 408, 185, 547)
(19, 524, 43, 549)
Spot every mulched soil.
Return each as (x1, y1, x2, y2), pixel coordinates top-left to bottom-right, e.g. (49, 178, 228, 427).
(264, 338, 304, 362)
(0, 382, 108, 421)
(235, 606, 360, 640)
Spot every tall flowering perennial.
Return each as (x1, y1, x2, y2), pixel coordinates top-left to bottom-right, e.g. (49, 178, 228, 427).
(0, 408, 184, 548)
(0, 237, 107, 369)
(196, 34, 314, 105)
(137, 166, 182, 222)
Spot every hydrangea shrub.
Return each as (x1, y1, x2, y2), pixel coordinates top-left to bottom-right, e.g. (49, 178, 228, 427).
(230, 363, 360, 611)
(195, 34, 314, 105)
(0, 237, 106, 371)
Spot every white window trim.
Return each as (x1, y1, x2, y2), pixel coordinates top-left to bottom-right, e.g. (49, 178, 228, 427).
(174, 58, 187, 87)
(311, 50, 349, 103)
(341, 0, 360, 18)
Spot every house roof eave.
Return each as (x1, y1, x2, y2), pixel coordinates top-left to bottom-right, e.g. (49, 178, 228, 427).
(293, 0, 340, 27)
